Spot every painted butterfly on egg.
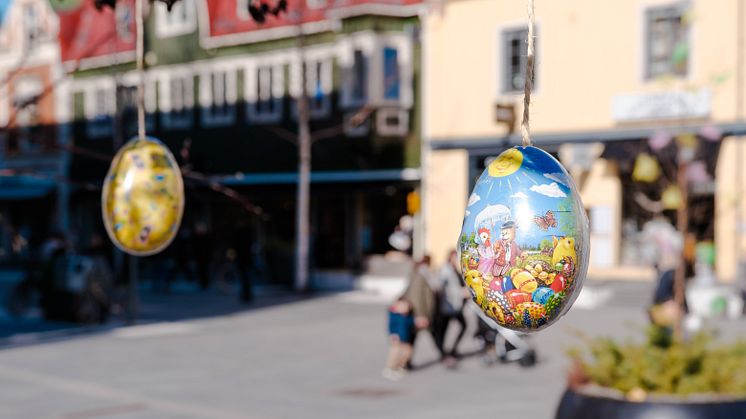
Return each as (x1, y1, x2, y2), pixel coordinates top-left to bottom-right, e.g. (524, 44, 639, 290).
(458, 146, 589, 332)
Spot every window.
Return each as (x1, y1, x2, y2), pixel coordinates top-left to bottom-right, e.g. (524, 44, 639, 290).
(23, 4, 42, 48)
(307, 0, 327, 9)
(85, 84, 115, 139)
(645, 6, 688, 79)
(236, 0, 249, 20)
(159, 72, 194, 129)
(200, 69, 237, 126)
(155, 0, 196, 38)
(115, 4, 133, 41)
(383, 47, 400, 101)
(344, 49, 368, 107)
(247, 64, 283, 123)
(12, 77, 43, 153)
(352, 50, 368, 102)
(501, 28, 536, 93)
(291, 58, 331, 119)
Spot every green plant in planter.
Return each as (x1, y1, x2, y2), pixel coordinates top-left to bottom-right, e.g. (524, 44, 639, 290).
(567, 327, 746, 398)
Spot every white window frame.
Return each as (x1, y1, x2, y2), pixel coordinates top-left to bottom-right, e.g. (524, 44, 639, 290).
(307, 0, 327, 9)
(495, 22, 541, 99)
(158, 69, 194, 130)
(290, 52, 332, 119)
(236, 0, 250, 20)
(369, 34, 413, 109)
(22, 3, 43, 49)
(643, 4, 689, 80)
(120, 72, 156, 136)
(199, 65, 238, 127)
(115, 3, 134, 42)
(338, 33, 376, 109)
(154, 0, 196, 38)
(499, 26, 536, 94)
(82, 78, 115, 139)
(245, 60, 284, 124)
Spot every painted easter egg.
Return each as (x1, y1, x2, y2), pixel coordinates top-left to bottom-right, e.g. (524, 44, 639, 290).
(550, 273, 568, 293)
(458, 146, 589, 332)
(501, 276, 514, 292)
(532, 287, 555, 305)
(102, 136, 184, 256)
(512, 270, 538, 293)
(505, 289, 531, 307)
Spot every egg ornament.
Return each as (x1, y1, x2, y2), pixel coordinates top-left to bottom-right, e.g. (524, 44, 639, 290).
(102, 136, 185, 256)
(458, 146, 589, 332)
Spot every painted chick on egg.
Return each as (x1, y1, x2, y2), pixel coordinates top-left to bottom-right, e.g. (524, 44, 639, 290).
(458, 146, 589, 332)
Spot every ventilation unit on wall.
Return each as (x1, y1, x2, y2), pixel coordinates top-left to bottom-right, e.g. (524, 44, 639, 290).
(376, 108, 408, 137)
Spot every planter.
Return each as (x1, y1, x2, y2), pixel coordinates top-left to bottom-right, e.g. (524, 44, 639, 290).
(556, 386, 746, 419)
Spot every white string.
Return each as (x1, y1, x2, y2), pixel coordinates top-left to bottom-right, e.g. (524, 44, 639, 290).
(521, 0, 535, 147)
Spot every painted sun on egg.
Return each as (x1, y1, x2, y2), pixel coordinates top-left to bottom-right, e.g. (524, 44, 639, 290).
(102, 136, 185, 256)
(459, 146, 589, 332)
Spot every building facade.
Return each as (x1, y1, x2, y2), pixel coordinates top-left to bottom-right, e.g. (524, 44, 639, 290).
(0, 0, 69, 265)
(423, 0, 746, 281)
(58, 0, 425, 286)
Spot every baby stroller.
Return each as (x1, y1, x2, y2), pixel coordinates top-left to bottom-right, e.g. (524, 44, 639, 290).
(471, 304, 537, 367)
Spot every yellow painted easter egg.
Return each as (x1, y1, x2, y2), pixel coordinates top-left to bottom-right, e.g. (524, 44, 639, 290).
(102, 136, 184, 256)
(512, 271, 538, 293)
(459, 146, 590, 332)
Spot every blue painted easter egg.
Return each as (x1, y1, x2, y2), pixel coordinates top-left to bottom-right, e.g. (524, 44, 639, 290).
(102, 136, 185, 256)
(532, 287, 555, 305)
(458, 146, 589, 332)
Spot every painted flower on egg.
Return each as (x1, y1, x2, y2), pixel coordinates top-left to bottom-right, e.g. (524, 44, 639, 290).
(458, 146, 589, 332)
(102, 136, 185, 256)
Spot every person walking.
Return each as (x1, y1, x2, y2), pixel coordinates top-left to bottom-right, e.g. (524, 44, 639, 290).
(433, 249, 468, 368)
(400, 255, 435, 368)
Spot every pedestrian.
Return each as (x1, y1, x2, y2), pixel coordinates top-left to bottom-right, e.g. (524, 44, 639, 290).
(432, 249, 468, 368)
(382, 296, 415, 381)
(400, 255, 435, 368)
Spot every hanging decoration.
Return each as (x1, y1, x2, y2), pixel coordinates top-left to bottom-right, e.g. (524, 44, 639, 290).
(101, 0, 184, 255)
(648, 131, 672, 151)
(698, 125, 722, 142)
(458, 0, 589, 332)
(661, 185, 683, 210)
(632, 153, 662, 183)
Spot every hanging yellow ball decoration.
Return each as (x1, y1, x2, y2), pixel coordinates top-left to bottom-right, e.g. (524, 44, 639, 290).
(102, 136, 185, 256)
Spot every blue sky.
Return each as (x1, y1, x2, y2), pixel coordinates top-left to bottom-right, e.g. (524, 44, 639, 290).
(462, 146, 581, 249)
(0, 0, 11, 26)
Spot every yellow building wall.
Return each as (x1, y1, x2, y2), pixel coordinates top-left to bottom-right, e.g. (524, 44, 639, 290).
(424, 149, 469, 267)
(424, 0, 746, 280)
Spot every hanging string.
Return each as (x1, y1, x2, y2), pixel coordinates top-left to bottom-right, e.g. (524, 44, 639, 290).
(135, 0, 146, 140)
(521, 0, 535, 147)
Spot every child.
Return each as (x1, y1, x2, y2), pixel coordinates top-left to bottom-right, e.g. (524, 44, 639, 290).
(382, 296, 415, 381)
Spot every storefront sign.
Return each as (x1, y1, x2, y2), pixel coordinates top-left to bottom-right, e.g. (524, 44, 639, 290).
(612, 89, 711, 122)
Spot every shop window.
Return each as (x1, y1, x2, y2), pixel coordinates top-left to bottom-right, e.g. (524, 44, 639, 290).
(383, 47, 400, 101)
(155, 0, 196, 38)
(645, 5, 688, 79)
(160, 73, 194, 129)
(500, 27, 536, 94)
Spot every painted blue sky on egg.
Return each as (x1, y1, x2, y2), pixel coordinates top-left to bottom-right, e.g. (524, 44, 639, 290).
(461, 146, 580, 249)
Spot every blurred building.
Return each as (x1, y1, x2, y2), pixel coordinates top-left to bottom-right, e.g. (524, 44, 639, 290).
(58, 0, 425, 287)
(0, 0, 69, 265)
(423, 0, 746, 281)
